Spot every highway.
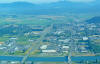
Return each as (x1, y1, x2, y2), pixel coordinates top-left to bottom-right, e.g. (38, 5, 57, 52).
(68, 24, 77, 64)
(21, 25, 52, 64)
(68, 39, 72, 64)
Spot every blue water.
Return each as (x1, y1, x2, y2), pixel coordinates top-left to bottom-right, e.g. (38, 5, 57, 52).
(0, 56, 67, 62)
(71, 56, 100, 61)
(0, 56, 100, 62)
(27, 57, 67, 62)
(0, 56, 23, 61)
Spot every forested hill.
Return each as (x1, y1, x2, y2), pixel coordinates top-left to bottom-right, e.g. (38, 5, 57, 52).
(0, 1, 100, 15)
(86, 16, 100, 23)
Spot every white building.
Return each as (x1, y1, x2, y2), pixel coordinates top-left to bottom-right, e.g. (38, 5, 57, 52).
(62, 46, 69, 53)
(83, 37, 88, 40)
(62, 46, 69, 49)
(40, 45, 48, 49)
(42, 50, 56, 53)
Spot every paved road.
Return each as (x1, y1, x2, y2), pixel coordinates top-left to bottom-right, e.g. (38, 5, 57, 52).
(68, 24, 76, 64)
(68, 38, 74, 64)
(21, 25, 52, 64)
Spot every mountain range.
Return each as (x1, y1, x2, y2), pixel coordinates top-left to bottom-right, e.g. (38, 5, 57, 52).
(0, 1, 100, 15)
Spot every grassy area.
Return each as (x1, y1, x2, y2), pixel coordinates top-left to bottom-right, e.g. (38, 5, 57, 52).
(13, 51, 25, 56)
(0, 17, 52, 26)
(0, 37, 9, 42)
(0, 51, 5, 55)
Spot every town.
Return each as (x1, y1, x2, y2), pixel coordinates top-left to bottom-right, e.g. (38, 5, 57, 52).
(0, 16, 100, 64)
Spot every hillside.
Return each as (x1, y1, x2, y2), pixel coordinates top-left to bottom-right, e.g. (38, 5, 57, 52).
(0, 1, 100, 15)
(86, 16, 100, 23)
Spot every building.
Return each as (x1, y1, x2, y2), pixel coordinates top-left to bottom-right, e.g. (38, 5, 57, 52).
(42, 50, 56, 53)
(83, 37, 88, 41)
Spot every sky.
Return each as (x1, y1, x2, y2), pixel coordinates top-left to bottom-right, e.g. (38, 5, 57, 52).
(0, 0, 96, 4)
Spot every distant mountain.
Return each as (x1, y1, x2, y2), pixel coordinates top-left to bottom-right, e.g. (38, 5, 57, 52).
(0, 1, 100, 15)
(0, 2, 37, 14)
(86, 16, 100, 23)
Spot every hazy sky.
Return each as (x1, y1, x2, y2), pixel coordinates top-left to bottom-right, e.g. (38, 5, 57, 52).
(0, 0, 96, 4)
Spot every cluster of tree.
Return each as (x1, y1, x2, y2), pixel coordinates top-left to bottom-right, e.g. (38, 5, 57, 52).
(0, 24, 32, 36)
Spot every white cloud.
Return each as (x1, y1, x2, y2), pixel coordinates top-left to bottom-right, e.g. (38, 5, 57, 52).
(0, 0, 96, 3)
(0, 0, 59, 3)
(31, 0, 59, 4)
(67, 0, 95, 2)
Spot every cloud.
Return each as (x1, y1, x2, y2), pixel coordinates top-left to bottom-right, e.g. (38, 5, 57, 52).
(67, 0, 95, 3)
(0, 0, 59, 3)
(0, 0, 96, 4)
(31, 0, 59, 4)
